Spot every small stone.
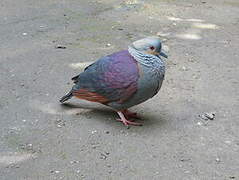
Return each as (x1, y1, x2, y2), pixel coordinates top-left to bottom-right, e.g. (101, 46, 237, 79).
(199, 112, 215, 121)
(22, 32, 27, 36)
(181, 66, 188, 71)
(71, 160, 79, 164)
(55, 45, 66, 49)
(76, 170, 80, 173)
(22, 119, 26, 122)
(204, 112, 215, 120)
(92, 145, 98, 149)
(55, 119, 65, 128)
(180, 158, 191, 162)
(229, 176, 235, 179)
(91, 130, 97, 134)
(105, 131, 110, 134)
(106, 43, 111, 47)
(215, 158, 220, 163)
(197, 121, 203, 126)
(100, 153, 107, 160)
(157, 32, 171, 37)
(225, 140, 231, 144)
(26, 143, 33, 150)
(50, 170, 60, 174)
(57, 124, 63, 128)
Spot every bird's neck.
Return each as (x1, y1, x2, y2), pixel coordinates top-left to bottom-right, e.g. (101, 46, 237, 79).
(128, 46, 164, 68)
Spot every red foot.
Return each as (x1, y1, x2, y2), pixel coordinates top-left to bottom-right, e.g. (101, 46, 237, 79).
(116, 111, 142, 127)
(116, 119, 142, 126)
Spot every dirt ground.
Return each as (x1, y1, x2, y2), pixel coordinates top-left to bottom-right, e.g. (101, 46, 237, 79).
(0, 0, 239, 179)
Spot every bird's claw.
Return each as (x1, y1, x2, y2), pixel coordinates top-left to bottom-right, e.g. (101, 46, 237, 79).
(116, 119, 142, 126)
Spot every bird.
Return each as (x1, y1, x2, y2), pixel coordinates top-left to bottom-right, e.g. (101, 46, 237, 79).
(60, 36, 167, 126)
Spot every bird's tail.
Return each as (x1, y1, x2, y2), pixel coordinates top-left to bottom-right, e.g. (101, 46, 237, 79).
(60, 91, 73, 103)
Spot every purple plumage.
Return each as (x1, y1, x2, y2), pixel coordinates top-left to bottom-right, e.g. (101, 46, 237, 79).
(70, 50, 139, 104)
(60, 37, 167, 126)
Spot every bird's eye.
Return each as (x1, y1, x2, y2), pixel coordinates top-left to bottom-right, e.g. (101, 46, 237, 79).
(150, 46, 155, 50)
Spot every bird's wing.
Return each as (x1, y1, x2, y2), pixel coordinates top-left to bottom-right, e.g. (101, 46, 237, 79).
(72, 51, 139, 104)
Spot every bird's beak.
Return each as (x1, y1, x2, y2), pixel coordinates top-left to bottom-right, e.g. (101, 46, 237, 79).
(159, 51, 168, 58)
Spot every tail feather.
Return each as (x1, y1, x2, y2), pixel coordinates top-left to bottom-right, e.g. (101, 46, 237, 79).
(60, 91, 73, 103)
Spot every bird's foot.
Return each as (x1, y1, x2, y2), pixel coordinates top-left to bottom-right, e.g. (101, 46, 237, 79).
(122, 109, 141, 119)
(117, 111, 142, 127)
(116, 119, 142, 126)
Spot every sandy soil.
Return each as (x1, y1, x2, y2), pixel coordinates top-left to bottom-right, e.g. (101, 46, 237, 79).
(0, 0, 239, 179)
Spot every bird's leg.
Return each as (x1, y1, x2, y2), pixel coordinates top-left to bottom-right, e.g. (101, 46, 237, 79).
(116, 111, 142, 126)
(122, 109, 141, 119)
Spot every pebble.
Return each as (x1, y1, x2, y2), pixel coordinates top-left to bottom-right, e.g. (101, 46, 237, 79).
(181, 66, 188, 71)
(157, 32, 171, 37)
(225, 140, 231, 144)
(22, 32, 27, 36)
(26, 143, 33, 150)
(100, 152, 109, 160)
(199, 112, 215, 120)
(55, 45, 66, 49)
(197, 121, 203, 126)
(55, 119, 65, 128)
(70, 160, 79, 164)
(91, 130, 97, 134)
(106, 43, 111, 47)
(204, 112, 215, 120)
(19, 143, 33, 151)
(215, 157, 220, 163)
(50, 170, 60, 174)
(76, 170, 80, 173)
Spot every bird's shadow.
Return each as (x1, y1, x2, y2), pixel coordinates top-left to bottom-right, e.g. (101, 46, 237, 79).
(60, 102, 167, 130)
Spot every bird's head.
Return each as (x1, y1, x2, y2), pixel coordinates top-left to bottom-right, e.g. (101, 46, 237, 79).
(132, 36, 168, 58)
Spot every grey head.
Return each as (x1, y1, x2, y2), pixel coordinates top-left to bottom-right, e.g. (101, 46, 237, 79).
(132, 36, 167, 58)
